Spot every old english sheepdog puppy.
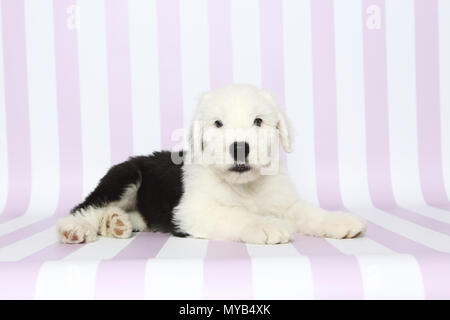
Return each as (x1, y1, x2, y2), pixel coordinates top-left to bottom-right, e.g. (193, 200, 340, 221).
(57, 84, 366, 244)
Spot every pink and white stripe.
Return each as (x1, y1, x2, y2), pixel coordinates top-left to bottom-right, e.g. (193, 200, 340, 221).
(0, 0, 450, 299)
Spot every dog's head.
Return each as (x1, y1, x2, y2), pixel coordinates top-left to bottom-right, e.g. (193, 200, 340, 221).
(188, 84, 292, 184)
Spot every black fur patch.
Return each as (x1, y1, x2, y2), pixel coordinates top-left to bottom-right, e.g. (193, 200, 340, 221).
(71, 151, 188, 237)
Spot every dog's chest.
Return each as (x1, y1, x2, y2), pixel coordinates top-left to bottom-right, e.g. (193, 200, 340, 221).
(222, 183, 270, 214)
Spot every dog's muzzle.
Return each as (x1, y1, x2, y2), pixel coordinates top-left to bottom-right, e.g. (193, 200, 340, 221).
(229, 163, 251, 173)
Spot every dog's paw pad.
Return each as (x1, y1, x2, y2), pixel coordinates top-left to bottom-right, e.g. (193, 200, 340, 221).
(67, 232, 79, 242)
(59, 224, 92, 244)
(114, 228, 124, 236)
(104, 211, 132, 239)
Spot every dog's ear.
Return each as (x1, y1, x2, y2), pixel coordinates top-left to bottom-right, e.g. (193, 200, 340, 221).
(260, 89, 293, 153)
(277, 109, 293, 153)
(188, 114, 204, 164)
(188, 93, 209, 161)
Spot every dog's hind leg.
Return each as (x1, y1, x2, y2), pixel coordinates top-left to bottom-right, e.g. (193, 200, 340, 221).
(57, 160, 144, 244)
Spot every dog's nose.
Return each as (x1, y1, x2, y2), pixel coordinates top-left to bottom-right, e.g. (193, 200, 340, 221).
(230, 141, 250, 162)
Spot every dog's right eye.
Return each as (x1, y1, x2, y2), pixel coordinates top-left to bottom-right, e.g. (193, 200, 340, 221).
(214, 120, 223, 128)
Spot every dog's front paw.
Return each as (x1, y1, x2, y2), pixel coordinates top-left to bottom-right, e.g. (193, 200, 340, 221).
(320, 212, 367, 239)
(240, 218, 293, 245)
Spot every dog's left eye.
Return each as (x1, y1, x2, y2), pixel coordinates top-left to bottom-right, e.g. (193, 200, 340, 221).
(214, 120, 223, 128)
(254, 118, 263, 127)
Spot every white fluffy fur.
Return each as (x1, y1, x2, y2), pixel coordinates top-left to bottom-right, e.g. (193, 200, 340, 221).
(57, 84, 366, 244)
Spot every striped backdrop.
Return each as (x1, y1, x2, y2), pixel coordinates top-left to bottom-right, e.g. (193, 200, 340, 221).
(0, 0, 450, 299)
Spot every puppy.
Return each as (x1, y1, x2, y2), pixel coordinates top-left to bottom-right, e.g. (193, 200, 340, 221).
(57, 84, 366, 244)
